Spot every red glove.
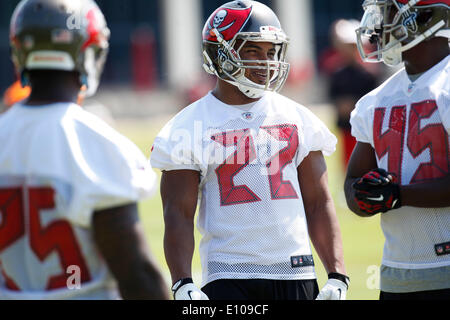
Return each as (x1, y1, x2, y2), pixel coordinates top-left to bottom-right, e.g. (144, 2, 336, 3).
(352, 168, 401, 215)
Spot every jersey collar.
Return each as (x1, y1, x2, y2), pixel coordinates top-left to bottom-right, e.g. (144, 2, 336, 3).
(403, 54, 450, 96)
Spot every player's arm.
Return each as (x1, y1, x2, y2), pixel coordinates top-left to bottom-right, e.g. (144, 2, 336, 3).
(93, 203, 170, 300)
(399, 174, 450, 208)
(161, 169, 207, 299)
(298, 151, 349, 300)
(344, 142, 379, 217)
(298, 151, 346, 275)
(345, 142, 450, 214)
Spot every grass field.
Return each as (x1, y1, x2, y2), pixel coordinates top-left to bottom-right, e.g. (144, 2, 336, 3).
(115, 110, 385, 300)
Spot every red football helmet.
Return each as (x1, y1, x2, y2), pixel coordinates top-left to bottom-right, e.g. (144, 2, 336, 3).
(202, 0, 290, 98)
(356, 0, 449, 66)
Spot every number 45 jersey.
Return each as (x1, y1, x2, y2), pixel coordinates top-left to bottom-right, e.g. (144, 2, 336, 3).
(350, 55, 450, 270)
(0, 103, 156, 299)
(151, 91, 337, 286)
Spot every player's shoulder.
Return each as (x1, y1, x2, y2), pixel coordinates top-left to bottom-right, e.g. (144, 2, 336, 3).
(268, 92, 305, 114)
(59, 103, 148, 163)
(268, 91, 303, 108)
(65, 103, 129, 143)
(0, 102, 70, 133)
(430, 55, 450, 94)
(355, 68, 404, 111)
(269, 92, 325, 124)
(157, 93, 213, 136)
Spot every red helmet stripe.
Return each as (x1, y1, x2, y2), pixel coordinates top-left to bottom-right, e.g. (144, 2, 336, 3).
(203, 7, 252, 42)
(395, 0, 450, 5)
(82, 8, 102, 51)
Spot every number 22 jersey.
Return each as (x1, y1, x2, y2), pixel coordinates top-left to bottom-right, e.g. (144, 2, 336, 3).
(350, 55, 450, 270)
(151, 91, 337, 286)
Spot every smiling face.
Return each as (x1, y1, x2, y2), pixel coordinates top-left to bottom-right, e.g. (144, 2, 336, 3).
(236, 40, 278, 85)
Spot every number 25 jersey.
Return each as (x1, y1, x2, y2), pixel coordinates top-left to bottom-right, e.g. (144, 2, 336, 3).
(350, 55, 450, 270)
(0, 103, 156, 299)
(151, 92, 337, 286)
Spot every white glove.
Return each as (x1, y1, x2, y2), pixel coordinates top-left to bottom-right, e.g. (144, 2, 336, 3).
(172, 278, 209, 300)
(316, 273, 349, 300)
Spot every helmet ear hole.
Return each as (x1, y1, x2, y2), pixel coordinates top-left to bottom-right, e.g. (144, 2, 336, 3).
(416, 9, 433, 25)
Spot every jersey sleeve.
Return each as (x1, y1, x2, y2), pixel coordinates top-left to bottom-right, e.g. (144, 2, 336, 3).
(350, 96, 374, 146)
(150, 116, 204, 173)
(437, 91, 450, 134)
(63, 115, 157, 227)
(296, 106, 337, 166)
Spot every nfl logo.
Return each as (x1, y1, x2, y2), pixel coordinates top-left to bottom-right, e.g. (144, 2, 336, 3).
(242, 112, 253, 121)
(292, 258, 298, 266)
(408, 83, 415, 93)
(437, 246, 444, 254)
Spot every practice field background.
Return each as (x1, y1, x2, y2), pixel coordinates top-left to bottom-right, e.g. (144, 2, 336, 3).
(115, 108, 385, 300)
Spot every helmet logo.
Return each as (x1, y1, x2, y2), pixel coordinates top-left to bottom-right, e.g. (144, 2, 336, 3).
(204, 7, 252, 42)
(403, 12, 418, 33)
(217, 49, 228, 64)
(213, 10, 228, 28)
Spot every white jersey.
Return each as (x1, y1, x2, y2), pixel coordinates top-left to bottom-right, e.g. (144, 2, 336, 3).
(0, 103, 156, 299)
(351, 55, 450, 270)
(151, 91, 336, 286)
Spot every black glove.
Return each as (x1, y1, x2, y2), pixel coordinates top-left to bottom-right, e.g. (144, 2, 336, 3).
(352, 168, 401, 215)
(358, 168, 392, 186)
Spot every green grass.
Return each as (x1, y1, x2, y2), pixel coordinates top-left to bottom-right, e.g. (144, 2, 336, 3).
(115, 115, 385, 300)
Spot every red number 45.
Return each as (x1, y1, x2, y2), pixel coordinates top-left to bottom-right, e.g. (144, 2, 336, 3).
(0, 187, 91, 291)
(373, 100, 449, 184)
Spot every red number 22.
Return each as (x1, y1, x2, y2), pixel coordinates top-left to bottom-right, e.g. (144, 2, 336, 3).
(212, 125, 299, 206)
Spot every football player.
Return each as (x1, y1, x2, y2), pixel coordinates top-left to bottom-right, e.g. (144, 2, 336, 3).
(0, 0, 169, 300)
(151, 0, 349, 300)
(345, 0, 450, 299)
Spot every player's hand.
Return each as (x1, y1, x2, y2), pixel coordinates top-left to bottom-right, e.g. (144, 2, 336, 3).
(316, 273, 349, 300)
(352, 168, 401, 215)
(358, 168, 393, 186)
(172, 278, 209, 300)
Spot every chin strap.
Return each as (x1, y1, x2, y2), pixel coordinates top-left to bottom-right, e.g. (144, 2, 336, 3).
(225, 78, 266, 99)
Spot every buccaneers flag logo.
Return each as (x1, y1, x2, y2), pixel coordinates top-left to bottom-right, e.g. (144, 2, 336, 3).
(203, 7, 253, 42)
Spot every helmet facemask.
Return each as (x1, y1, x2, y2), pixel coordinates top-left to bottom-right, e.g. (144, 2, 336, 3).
(80, 44, 109, 98)
(356, 0, 449, 66)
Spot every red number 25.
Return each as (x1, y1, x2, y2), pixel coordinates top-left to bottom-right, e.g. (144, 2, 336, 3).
(0, 187, 91, 291)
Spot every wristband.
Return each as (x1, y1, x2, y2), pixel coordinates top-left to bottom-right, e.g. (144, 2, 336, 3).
(328, 272, 350, 289)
